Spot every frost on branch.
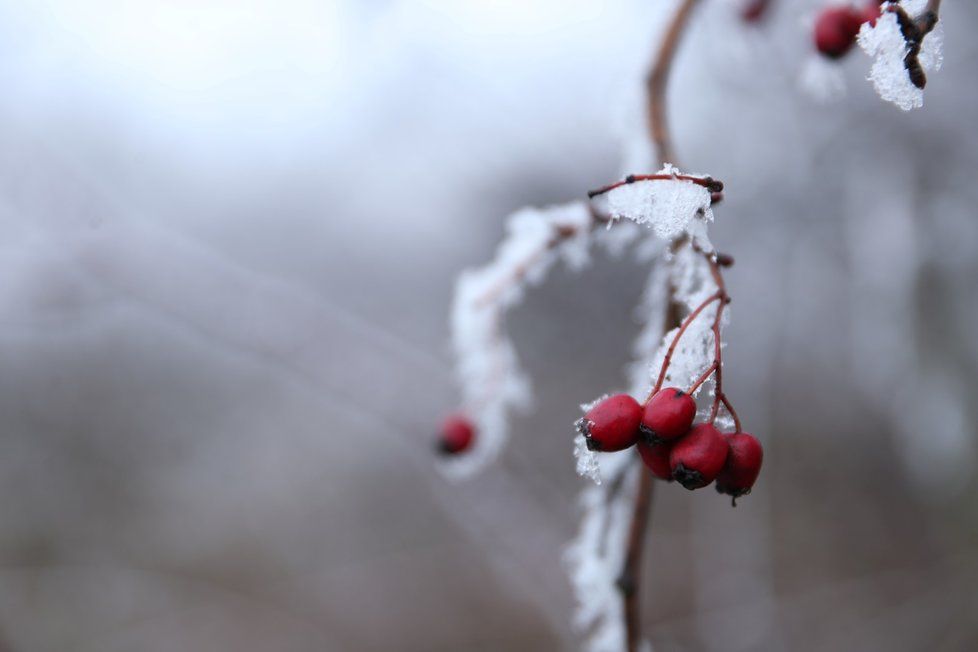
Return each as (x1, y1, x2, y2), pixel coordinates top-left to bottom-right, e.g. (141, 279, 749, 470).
(565, 458, 640, 652)
(600, 165, 715, 251)
(858, 2, 943, 111)
(445, 201, 594, 478)
(566, 240, 727, 650)
(649, 245, 723, 394)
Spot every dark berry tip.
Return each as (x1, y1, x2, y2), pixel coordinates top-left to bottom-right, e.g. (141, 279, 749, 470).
(638, 424, 661, 446)
(716, 483, 751, 499)
(584, 435, 602, 452)
(435, 440, 454, 456)
(673, 464, 704, 490)
(625, 174, 636, 184)
(615, 574, 636, 596)
(574, 417, 589, 436)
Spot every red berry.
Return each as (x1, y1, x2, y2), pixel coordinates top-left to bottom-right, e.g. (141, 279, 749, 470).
(813, 7, 863, 59)
(858, 2, 882, 27)
(716, 433, 764, 504)
(437, 414, 475, 455)
(576, 394, 642, 452)
(637, 440, 674, 481)
(640, 387, 696, 443)
(669, 423, 728, 490)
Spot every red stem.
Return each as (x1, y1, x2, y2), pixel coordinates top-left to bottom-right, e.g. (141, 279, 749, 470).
(646, 290, 722, 401)
(588, 173, 723, 200)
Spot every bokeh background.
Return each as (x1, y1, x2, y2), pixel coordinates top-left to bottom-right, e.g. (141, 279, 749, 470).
(0, 1, 976, 650)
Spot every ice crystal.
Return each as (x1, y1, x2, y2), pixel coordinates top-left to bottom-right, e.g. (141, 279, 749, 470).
(858, 2, 943, 111)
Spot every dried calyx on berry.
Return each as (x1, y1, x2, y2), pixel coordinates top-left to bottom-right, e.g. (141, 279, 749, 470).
(669, 423, 729, 490)
(437, 414, 475, 455)
(576, 394, 642, 452)
(640, 387, 697, 444)
(715, 432, 764, 505)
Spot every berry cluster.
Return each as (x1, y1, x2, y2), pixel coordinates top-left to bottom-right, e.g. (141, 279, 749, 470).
(813, 2, 881, 59)
(575, 253, 763, 504)
(576, 392, 762, 503)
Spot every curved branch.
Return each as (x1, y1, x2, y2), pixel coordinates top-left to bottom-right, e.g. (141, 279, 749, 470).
(646, 0, 701, 166)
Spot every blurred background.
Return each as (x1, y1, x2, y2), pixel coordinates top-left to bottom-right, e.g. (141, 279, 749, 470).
(0, 0, 976, 650)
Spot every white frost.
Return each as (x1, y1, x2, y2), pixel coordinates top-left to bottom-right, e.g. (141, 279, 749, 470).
(798, 55, 847, 104)
(604, 165, 715, 251)
(567, 188, 726, 651)
(444, 202, 594, 478)
(565, 456, 639, 652)
(647, 245, 723, 393)
(574, 434, 602, 485)
(858, 3, 943, 111)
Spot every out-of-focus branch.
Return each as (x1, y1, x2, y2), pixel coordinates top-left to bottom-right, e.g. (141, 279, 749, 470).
(619, 2, 701, 650)
(617, 470, 654, 652)
(646, 0, 701, 166)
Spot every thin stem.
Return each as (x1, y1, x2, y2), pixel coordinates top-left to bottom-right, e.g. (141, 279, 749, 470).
(474, 209, 612, 308)
(473, 233, 565, 308)
(720, 394, 742, 433)
(687, 361, 715, 396)
(646, 0, 701, 165)
(587, 173, 722, 199)
(617, 3, 701, 650)
(647, 291, 722, 400)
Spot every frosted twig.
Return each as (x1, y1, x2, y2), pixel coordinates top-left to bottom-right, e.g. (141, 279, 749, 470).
(619, 3, 702, 650)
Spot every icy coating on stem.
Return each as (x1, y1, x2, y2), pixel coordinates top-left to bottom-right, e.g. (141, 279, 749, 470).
(565, 458, 640, 652)
(858, 1, 943, 111)
(603, 165, 715, 251)
(445, 202, 593, 478)
(568, 243, 725, 652)
(573, 244, 721, 488)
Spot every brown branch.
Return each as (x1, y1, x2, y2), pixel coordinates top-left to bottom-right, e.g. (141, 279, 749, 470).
(616, 3, 702, 651)
(588, 173, 723, 199)
(473, 208, 611, 308)
(646, 0, 701, 166)
(617, 469, 654, 652)
(618, 293, 683, 650)
(887, 0, 942, 89)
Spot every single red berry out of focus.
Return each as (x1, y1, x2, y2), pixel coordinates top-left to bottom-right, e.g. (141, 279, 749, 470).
(577, 394, 642, 452)
(670, 423, 729, 490)
(640, 387, 697, 443)
(741, 0, 771, 24)
(716, 433, 764, 504)
(637, 440, 674, 481)
(437, 414, 475, 455)
(859, 2, 882, 28)
(814, 7, 864, 59)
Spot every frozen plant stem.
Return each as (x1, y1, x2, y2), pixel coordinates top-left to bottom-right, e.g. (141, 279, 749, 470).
(647, 0, 701, 165)
(887, 0, 943, 89)
(618, 471, 654, 652)
(686, 254, 742, 431)
(617, 2, 702, 648)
